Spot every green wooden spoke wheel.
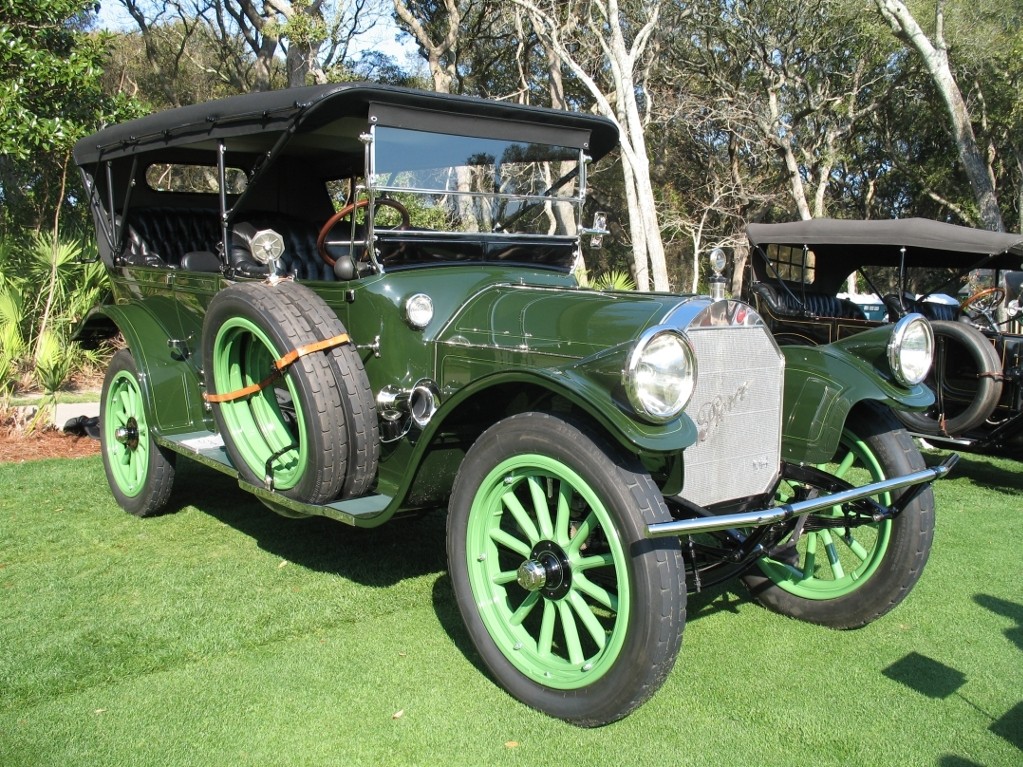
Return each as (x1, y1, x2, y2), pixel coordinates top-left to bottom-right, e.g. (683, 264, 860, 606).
(744, 403, 935, 628)
(448, 412, 685, 727)
(100, 349, 175, 517)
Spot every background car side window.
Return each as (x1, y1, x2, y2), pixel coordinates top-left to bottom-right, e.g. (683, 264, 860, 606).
(766, 244, 815, 284)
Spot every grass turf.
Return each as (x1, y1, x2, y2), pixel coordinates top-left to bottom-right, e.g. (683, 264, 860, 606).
(1, 451, 1020, 766)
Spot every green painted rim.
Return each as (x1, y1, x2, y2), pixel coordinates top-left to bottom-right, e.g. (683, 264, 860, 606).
(104, 368, 149, 498)
(212, 317, 309, 490)
(465, 454, 630, 690)
(757, 431, 893, 599)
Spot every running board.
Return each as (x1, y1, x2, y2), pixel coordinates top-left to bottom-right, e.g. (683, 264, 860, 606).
(646, 454, 959, 539)
(158, 430, 394, 526)
(241, 481, 393, 526)
(158, 430, 237, 475)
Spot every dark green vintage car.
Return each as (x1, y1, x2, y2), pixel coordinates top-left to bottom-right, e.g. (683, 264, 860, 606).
(73, 83, 954, 726)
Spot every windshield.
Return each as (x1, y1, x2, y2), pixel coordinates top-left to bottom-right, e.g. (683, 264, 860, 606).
(371, 126, 582, 236)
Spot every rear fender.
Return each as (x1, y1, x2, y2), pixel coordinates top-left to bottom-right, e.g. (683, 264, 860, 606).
(91, 303, 208, 434)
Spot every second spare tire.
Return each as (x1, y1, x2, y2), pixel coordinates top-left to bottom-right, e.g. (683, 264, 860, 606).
(202, 280, 378, 504)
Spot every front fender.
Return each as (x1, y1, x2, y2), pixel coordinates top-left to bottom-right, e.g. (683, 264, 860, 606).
(444, 367, 698, 454)
(89, 301, 208, 434)
(781, 331, 933, 464)
(374, 367, 698, 513)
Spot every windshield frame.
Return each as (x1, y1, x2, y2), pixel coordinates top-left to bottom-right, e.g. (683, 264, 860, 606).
(361, 106, 592, 273)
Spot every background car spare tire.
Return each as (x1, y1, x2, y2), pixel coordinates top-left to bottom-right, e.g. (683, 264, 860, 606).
(202, 281, 378, 504)
(895, 320, 1003, 437)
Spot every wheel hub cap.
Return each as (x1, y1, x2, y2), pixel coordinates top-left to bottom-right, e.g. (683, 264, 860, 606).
(516, 541, 572, 600)
(115, 417, 139, 450)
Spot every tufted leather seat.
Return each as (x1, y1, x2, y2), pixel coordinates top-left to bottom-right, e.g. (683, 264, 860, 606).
(752, 282, 865, 320)
(124, 208, 221, 268)
(884, 293, 959, 322)
(914, 301, 959, 322)
(231, 213, 334, 281)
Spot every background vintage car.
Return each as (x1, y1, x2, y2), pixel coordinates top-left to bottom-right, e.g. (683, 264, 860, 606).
(73, 84, 951, 726)
(743, 218, 1023, 459)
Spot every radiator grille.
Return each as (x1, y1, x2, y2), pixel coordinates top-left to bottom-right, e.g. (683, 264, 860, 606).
(681, 320, 784, 507)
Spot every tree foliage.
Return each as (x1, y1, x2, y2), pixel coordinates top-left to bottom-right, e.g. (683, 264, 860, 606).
(3, 0, 1020, 303)
(0, 1, 138, 234)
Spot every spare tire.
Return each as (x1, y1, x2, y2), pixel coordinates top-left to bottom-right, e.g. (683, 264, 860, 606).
(202, 281, 377, 504)
(287, 282, 379, 498)
(896, 320, 1002, 437)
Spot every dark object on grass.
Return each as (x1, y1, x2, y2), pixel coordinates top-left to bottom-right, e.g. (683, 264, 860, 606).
(63, 415, 100, 440)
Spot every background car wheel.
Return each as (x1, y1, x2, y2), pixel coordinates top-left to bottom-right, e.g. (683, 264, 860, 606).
(203, 282, 358, 505)
(742, 403, 934, 629)
(894, 320, 1002, 437)
(447, 412, 686, 727)
(100, 349, 176, 516)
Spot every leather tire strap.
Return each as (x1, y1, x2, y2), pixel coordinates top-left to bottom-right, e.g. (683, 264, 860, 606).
(204, 332, 350, 404)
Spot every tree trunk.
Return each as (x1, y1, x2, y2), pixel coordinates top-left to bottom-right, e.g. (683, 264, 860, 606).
(874, 0, 1004, 231)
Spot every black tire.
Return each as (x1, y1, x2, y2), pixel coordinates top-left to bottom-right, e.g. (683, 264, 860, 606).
(280, 283, 379, 498)
(100, 349, 176, 516)
(742, 403, 934, 629)
(447, 412, 686, 726)
(203, 281, 364, 504)
(896, 320, 1002, 436)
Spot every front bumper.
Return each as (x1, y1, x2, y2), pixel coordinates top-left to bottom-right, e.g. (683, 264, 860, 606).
(646, 453, 959, 538)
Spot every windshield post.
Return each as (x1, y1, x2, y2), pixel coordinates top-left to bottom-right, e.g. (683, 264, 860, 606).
(217, 141, 229, 263)
(898, 246, 907, 311)
(361, 128, 381, 273)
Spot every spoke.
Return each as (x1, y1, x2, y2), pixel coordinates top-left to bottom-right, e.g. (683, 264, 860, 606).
(568, 591, 607, 650)
(845, 534, 870, 562)
(832, 448, 856, 480)
(574, 552, 615, 572)
(776, 480, 798, 503)
(573, 572, 617, 612)
(820, 529, 845, 580)
(489, 527, 532, 558)
(527, 476, 554, 539)
(554, 482, 572, 545)
(566, 511, 597, 556)
(493, 569, 519, 585)
(557, 600, 584, 665)
(538, 600, 556, 658)
(136, 450, 147, 486)
(502, 489, 540, 543)
(119, 446, 132, 466)
(118, 387, 132, 416)
(509, 591, 541, 626)
(800, 532, 818, 582)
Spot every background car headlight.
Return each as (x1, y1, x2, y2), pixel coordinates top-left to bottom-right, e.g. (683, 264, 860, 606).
(624, 329, 697, 422)
(887, 314, 934, 386)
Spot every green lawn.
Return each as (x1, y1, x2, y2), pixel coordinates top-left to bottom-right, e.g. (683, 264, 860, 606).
(1, 450, 1020, 766)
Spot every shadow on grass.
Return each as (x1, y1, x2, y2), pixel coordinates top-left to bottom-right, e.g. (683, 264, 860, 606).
(883, 651, 967, 699)
(166, 460, 448, 588)
(431, 573, 485, 676)
(924, 451, 1023, 495)
(975, 594, 1023, 752)
(975, 594, 1023, 652)
(685, 579, 753, 622)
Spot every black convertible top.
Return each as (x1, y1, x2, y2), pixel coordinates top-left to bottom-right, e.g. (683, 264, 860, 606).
(747, 218, 1023, 271)
(73, 82, 620, 166)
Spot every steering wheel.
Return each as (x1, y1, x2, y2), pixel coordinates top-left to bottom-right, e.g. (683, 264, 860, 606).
(317, 197, 410, 267)
(960, 286, 1006, 316)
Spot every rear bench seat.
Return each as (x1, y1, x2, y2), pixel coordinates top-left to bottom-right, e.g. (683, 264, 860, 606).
(122, 207, 330, 280)
(751, 282, 866, 320)
(122, 207, 221, 268)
